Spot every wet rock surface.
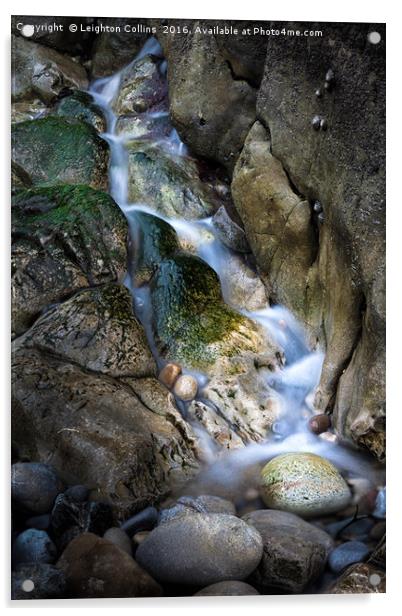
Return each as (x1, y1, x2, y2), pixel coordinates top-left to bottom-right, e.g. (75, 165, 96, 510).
(114, 54, 167, 115)
(243, 509, 333, 593)
(328, 540, 370, 573)
(13, 529, 57, 566)
(12, 462, 64, 514)
(158, 494, 236, 524)
(136, 513, 263, 586)
(54, 90, 106, 132)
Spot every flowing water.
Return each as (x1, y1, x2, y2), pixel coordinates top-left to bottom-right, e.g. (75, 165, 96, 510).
(89, 38, 383, 498)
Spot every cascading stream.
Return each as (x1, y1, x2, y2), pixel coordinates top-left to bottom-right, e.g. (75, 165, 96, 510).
(89, 38, 383, 491)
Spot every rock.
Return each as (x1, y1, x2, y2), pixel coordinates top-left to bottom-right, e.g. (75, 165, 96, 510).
(368, 535, 386, 570)
(158, 494, 236, 524)
(212, 206, 250, 253)
(308, 413, 331, 435)
(136, 513, 263, 586)
(114, 54, 167, 115)
(260, 453, 351, 517)
(120, 507, 158, 536)
(158, 363, 182, 389)
(243, 509, 333, 593)
(11, 99, 47, 123)
(56, 532, 162, 598)
(150, 253, 273, 373)
(133, 531, 150, 548)
(329, 562, 385, 594)
(11, 116, 108, 190)
(11, 563, 66, 600)
(213, 23, 268, 85)
(90, 19, 149, 78)
(194, 581, 259, 596)
(173, 375, 198, 401)
(63, 485, 89, 503)
(25, 514, 51, 531)
(103, 527, 132, 556)
(116, 112, 171, 140)
(373, 487, 386, 518)
(328, 541, 370, 573)
(158, 22, 256, 171)
(11, 186, 127, 336)
(126, 142, 220, 219)
(130, 210, 179, 285)
(13, 529, 57, 566)
(54, 90, 106, 132)
(11, 35, 88, 104)
(50, 494, 113, 541)
(186, 399, 244, 451)
(219, 252, 268, 312)
(370, 521, 386, 542)
(13, 284, 155, 378)
(11, 463, 63, 514)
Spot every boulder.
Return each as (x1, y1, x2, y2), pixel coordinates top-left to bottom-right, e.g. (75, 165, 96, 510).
(56, 533, 162, 598)
(11, 185, 127, 336)
(243, 509, 333, 593)
(12, 462, 63, 514)
(114, 54, 167, 115)
(260, 453, 351, 517)
(11, 35, 88, 104)
(116, 112, 171, 140)
(136, 513, 263, 585)
(11, 99, 47, 123)
(54, 90, 106, 132)
(11, 116, 108, 190)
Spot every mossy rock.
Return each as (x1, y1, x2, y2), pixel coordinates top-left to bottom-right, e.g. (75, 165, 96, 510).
(12, 185, 127, 336)
(54, 90, 106, 133)
(127, 143, 220, 219)
(131, 211, 179, 284)
(260, 452, 351, 518)
(11, 116, 109, 190)
(150, 254, 263, 371)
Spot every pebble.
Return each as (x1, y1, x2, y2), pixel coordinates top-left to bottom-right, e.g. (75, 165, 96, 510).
(11, 563, 66, 600)
(194, 581, 260, 596)
(25, 514, 51, 531)
(325, 68, 335, 83)
(120, 506, 158, 536)
(13, 529, 57, 566)
(103, 527, 132, 556)
(12, 462, 64, 514)
(173, 375, 198, 401)
(260, 452, 351, 517)
(328, 540, 371, 573)
(158, 494, 236, 524)
(308, 413, 331, 434)
(158, 362, 182, 389)
(136, 513, 263, 586)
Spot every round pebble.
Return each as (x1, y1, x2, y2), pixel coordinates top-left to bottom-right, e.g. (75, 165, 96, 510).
(103, 527, 132, 556)
(308, 413, 331, 434)
(158, 362, 182, 389)
(12, 529, 57, 566)
(194, 581, 260, 596)
(173, 375, 198, 401)
(328, 540, 370, 573)
(12, 463, 63, 514)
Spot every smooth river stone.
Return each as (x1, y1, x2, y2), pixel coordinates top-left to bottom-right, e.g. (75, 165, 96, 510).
(194, 581, 259, 596)
(135, 513, 263, 586)
(260, 452, 351, 517)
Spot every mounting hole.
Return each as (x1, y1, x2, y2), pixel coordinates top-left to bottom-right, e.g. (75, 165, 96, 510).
(21, 24, 34, 37)
(22, 579, 35, 593)
(368, 31, 381, 45)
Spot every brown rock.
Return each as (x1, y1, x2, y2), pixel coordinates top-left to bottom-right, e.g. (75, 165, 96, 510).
(158, 363, 182, 389)
(329, 562, 385, 594)
(308, 414, 332, 435)
(57, 533, 162, 598)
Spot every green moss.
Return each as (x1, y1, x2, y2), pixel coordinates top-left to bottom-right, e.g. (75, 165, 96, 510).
(11, 116, 108, 189)
(131, 211, 179, 283)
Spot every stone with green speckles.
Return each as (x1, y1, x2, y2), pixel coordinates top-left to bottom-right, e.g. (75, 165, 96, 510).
(260, 452, 351, 517)
(130, 211, 179, 284)
(126, 142, 221, 219)
(54, 91, 106, 133)
(11, 116, 109, 190)
(12, 185, 127, 336)
(150, 253, 268, 373)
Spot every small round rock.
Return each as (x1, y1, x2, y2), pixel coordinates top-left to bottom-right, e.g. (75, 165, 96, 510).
(194, 581, 260, 596)
(103, 527, 132, 556)
(12, 529, 57, 566)
(260, 452, 351, 517)
(173, 375, 198, 401)
(158, 363, 182, 389)
(329, 540, 371, 573)
(12, 463, 63, 514)
(308, 413, 331, 434)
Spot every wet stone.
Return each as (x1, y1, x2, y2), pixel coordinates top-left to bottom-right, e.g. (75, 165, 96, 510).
(50, 494, 113, 540)
(12, 462, 64, 515)
(329, 540, 371, 574)
(13, 529, 57, 566)
(194, 581, 260, 596)
(173, 375, 198, 401)
(120, 506, 158, 537)
(158, 494, 236, 524)
(25, 514, 51, 531)
(158, 362, 182, 389)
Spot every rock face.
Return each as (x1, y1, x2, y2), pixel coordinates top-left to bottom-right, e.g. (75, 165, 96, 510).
(11, 116, 109, 190)
(12, 282, 199, 518)
(11, 35, 88, 104)
(11, 185, 127, 336)
(157, 21, 257, 171)
(12, 462, 63, 514)
(136, 513, 263, 586)
(243, 509, 333, 593)
(56, 533, 162, 598)
(260, 453, 351, 517)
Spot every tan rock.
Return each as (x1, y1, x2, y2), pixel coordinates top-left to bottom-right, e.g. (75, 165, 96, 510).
(159, 363, 182, 389)
(173, 375, 198, 401)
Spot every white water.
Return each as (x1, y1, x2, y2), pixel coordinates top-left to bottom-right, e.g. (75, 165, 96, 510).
(89, 38, 383, 492)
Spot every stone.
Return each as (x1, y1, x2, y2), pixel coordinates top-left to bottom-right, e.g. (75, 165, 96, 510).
(126, 142, 221, 219)
(11, 116, 109, 190)
(11, 463, 63, 514)
(11, 186, 127, 336)
(308, 414, 331, 435)
(158, 494, 236, 524)
(56, 533, 162, 598)
(13, 529, 57, 566)
(260, 453, 351, 517)
(11, 35, 88, 104)
(103, 527, 132, 556)
(114, 54, 167, 115)
(373, 487, 386, 518)
(90, 19, 149, 78)
(120, 507, 159, 536)
(50, 494, 113, 540)
(212, 205, 250, 253)
(63, 485, 89, 503)
(173, 375, 198, 401)
(194, 581, 259, 596)
(158, 363, 182, 389)
(136, 513, 263, 586)
(133, 531, 150, 548)
(11, 99, 47, 123)
(243, 509, 333, 594)
(25, 514, 51, 531)
(54, 90, 106, 132)
(116, 112, 171, 140)
(328, 541, 370, 573)
(219, 252, 268, 312)
(11, 563, 67, 600)
(329, 562, 385, 594)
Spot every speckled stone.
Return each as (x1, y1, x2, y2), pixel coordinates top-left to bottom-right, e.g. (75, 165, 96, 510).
(260, 452, 351, 517)
(173, 375, 198, 401)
